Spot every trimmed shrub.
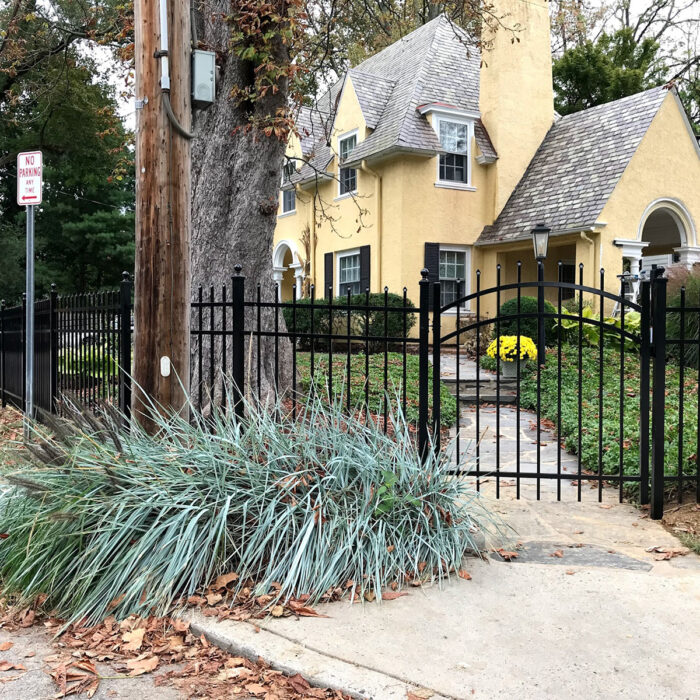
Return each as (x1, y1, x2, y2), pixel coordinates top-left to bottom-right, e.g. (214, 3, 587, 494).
(495, 296, 558, 345)
(282, 292, 416, 352)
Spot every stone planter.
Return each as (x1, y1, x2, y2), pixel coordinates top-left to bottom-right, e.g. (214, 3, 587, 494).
(500, 359, 528, 379)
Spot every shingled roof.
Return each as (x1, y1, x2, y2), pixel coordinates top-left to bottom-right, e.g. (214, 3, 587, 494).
(476, 87, 670, 245)
(292, 14, 490, 181)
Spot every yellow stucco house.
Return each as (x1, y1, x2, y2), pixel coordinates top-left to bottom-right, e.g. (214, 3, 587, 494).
(273, 0, 700, 318)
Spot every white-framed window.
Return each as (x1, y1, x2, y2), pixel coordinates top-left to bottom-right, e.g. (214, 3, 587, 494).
(439, 245, 471, 309)
(280, 161, 296, 214)
(434, 115, 473, 189)
(338, 130, 358, 196)
(337, 248, 361, 296)
(281, 188, 295, 213)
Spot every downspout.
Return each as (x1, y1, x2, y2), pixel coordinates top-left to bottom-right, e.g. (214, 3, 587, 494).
(361, 160, 382, 289)
(580, 231, 596, 291)
(304, 184, 316, 289)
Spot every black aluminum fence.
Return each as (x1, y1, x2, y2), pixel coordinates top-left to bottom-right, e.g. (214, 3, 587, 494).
(2, 265, 699, 519)
(0, 275, 132, 419)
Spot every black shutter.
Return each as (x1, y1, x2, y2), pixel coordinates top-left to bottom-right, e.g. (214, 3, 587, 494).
(359, 245, 370, 293)
(324, 252, 333, 298)
(424, 242, 440, 306)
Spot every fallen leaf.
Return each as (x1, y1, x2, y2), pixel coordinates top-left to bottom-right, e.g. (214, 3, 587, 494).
(565, 570, 575, 575)
(270, 605, 284, 617)
(0, 661, 25, 671)
(205, 592, 223, 606)
(126, 654, 159, 677)
(212, 572, 239, 590)
(550, 550, 564, 558)
(574, 530, 584, 534)
(0, 642, 13, 652)
(386, 545, 395, 553)
(407, 689, 434, 699)
(382, 591, 409, 601)
(364, 590, 376, 602)
(458, 570, 472, 580)
(287, 673, 312, 693)
(645, 545, 690, 560)
(121, 627, 146, 652)
(496, 548, 519, 561)
(599, 504, 613, 510)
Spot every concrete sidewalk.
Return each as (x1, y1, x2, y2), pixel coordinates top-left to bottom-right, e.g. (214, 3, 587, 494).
(190, 495, 700, 699)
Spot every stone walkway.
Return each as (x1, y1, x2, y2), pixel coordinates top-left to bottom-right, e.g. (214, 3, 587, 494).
(437, 352, 591, 502)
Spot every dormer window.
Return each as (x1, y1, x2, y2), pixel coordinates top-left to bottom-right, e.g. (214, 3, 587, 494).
(438, 120, 469, 183)
(418, 105, 477, 191)
(338, 131, 358, 196)
(434, 115, 473, 189)
(280, 161, 296, 215)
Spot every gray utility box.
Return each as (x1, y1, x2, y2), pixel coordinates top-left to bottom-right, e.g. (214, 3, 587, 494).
(192, 50, 215, 107)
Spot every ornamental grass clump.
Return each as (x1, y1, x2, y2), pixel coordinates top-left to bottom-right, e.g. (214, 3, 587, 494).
(0, 387, 507, 625)
(487, 335, 537, 363)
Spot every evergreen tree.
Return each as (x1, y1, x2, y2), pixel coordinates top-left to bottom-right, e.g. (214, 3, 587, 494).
(553, 28, 665, 115)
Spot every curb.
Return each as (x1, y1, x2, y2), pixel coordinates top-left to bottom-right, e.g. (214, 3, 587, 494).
(184, 610, 451, 700)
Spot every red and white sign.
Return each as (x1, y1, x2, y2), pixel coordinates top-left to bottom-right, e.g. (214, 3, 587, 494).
(17, 151, 43, 206)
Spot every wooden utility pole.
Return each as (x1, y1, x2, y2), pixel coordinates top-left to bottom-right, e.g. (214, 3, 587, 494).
(133, 0, 191, 428)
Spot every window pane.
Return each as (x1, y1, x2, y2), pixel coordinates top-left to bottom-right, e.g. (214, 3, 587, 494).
(340, 134, 357, 161)
(282, 189, 295, 212)
(439, 153, 467, 183)
(340, 167, 357, 194)
(339, 252, 361, 295)
(439, 121, 468, 153)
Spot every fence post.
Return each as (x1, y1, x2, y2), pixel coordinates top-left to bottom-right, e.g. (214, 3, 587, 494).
(119, 272, 132, 423)
(432, 281, 442, 455)
(418, 269, 430, 463)
(49, 284, 58, 413)
(231, 264, 245, 421)
(650, 267, 667, 520)
(0, 299, 5, 409)
(639, 278, 651, 505)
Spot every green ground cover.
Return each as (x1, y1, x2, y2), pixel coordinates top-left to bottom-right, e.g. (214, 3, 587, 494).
(485, 346, 698, 480)
(295, 352, 457, 428)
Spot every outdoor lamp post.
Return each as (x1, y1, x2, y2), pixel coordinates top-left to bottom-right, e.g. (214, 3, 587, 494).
(531, 222, 551, 364)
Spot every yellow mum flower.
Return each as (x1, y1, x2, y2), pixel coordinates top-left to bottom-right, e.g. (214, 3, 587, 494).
(486, 336, 537, 362)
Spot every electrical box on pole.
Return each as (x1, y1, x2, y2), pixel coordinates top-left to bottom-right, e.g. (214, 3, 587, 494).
(192, 50, 215, 107)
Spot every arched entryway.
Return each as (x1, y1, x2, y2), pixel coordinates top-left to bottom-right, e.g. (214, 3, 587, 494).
(638, 199, 698, 271)
(272, 240, 304, 301)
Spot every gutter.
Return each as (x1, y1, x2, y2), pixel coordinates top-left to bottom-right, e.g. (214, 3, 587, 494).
(360, 160, 382, 289)
(474, 223, 606, 247)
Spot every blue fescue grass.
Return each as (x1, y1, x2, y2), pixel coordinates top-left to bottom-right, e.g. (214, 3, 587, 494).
(0, 385, 508, 625)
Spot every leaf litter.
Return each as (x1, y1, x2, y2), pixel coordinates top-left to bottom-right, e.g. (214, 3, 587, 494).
(0, 601, 350, 699)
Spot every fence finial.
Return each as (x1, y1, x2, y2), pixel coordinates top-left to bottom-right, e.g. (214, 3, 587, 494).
(420, 268, 429, 280)
(122, 271, 130, 282)
(234, 264, 243, 275)
(50, 283, 57, 293)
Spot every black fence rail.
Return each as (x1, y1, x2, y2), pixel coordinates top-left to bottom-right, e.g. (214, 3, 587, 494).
(190, 268, 423, 431)
(1, 265, 699, 520)
(0, 275, 132, 418)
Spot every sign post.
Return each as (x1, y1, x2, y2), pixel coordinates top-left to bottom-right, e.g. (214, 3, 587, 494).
(17, 151, 42, 432)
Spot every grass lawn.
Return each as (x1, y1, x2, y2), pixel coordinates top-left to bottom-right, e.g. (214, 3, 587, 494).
(295, 352, 457, 428)
(509, 345, 698, 482)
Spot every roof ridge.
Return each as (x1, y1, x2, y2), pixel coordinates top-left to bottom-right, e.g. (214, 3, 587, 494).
(558, 85, 668, 122)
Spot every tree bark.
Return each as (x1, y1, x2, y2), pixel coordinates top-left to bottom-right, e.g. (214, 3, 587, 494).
(190, 3, 292, 408)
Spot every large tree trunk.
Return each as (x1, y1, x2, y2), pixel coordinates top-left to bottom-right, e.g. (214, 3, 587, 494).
(190, 3, 292, 408)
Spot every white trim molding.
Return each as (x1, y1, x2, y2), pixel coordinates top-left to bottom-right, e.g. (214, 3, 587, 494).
(673, 246, 700, 267)
(438, 244, 472, 313)
(335, 247, 361, 296)
(272, 238, 302, 269)
(430, 113, 475, 189)
(417, 103, 481, 121)
(637, 197, 697, 248)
